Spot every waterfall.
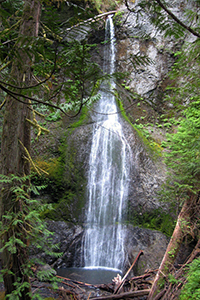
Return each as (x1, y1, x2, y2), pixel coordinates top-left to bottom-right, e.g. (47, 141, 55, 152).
(83, 15, 131, 271)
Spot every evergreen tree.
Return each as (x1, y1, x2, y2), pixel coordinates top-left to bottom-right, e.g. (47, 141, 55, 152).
(0, 0, 102, 298)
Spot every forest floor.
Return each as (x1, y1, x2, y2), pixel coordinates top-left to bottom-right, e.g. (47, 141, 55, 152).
(0, 269, 155, 300)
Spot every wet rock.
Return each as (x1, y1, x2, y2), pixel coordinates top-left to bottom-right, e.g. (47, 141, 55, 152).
(39, 221, 170, 277)
(124, 225, 169, 275)
(33, 220, 84, 268)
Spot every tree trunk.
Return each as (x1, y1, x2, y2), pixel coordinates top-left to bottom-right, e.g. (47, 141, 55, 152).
(147, 193, 197, 300)
(0, 1, 41, 298)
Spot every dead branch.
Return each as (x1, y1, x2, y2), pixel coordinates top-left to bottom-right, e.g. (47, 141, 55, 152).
(129, 269, 158, 281)
(56, 275, 96, 287)
(114, 250, 144, 294)
(90, 289, 150, 300)
(58, 287, 78, 300)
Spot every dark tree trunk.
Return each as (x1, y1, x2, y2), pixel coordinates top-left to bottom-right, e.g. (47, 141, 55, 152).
(0, 1, 41, 298)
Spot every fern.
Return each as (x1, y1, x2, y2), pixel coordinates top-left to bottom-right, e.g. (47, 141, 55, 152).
(138, 0, 200, 39)
(0, 174, 60, 298)
(129, 53, 154, 68)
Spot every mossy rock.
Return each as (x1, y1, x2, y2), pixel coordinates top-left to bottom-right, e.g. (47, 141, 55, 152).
(127, 206, 175, 237)
(43, 189, 85, 223)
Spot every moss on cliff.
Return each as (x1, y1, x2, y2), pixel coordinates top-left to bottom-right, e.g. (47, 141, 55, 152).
(127, 206, 175, 237)
(116, 97, 163, 158)
(31, 125, 87, 223)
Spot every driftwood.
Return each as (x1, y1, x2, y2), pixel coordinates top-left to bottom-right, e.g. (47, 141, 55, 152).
(90, 289, 150, 300)
(114, 250, 144, 294)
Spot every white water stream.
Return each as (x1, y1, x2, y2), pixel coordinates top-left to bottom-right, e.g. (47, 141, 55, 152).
(83, 16, 131, 271)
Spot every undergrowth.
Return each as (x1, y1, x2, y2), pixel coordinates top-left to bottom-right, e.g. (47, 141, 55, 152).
(179, 257, 200, 300)
(0, 174, 61, 299)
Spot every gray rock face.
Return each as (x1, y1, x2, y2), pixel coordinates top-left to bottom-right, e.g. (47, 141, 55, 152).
(120, 118, 167, 213)
(42, 221, 169, 276)
(39, 220, 84, 268)
(124, 225, 169, 275)
(65, 115, 167, 222)
(116, 0, 197, 109)
(115, 4, 176, 111)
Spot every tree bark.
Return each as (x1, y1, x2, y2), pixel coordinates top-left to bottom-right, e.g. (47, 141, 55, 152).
(147, 193, 197, 300)
(0, 1, 41, 299)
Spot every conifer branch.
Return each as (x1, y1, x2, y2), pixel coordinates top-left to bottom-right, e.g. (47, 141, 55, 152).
(41, 23, 63, 41)
(0, 61, 12, 72)
(0, 46, 58, 90)
(155, 0, 200, 38)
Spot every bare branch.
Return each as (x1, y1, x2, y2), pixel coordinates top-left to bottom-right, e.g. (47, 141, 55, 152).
(0, 83, 69, 115)
(124, 0, 135, 12)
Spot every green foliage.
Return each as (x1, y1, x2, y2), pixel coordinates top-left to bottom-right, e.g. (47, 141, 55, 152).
(31, 131, 87, 222)
(165, 41, 200, 112)
(113, 10, 124, 26)
(168, 273, 180, 285)
(0, 1, 102, 120)
(163, 100, 200, 202)
(0, 174, 61, 299)
(129, 52, 154, 68)
(180, 258, 200, 300)
(91, 0, 120, 12)
(31, 156, 66, 203)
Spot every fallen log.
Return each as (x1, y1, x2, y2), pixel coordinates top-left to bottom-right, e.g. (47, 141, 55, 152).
(56, 275, 96, 287)
(65, 10, 117, 32)
(90, 289, 150, 300)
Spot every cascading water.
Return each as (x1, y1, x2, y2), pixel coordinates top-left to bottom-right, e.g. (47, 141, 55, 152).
(83, 15, 132, 271)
